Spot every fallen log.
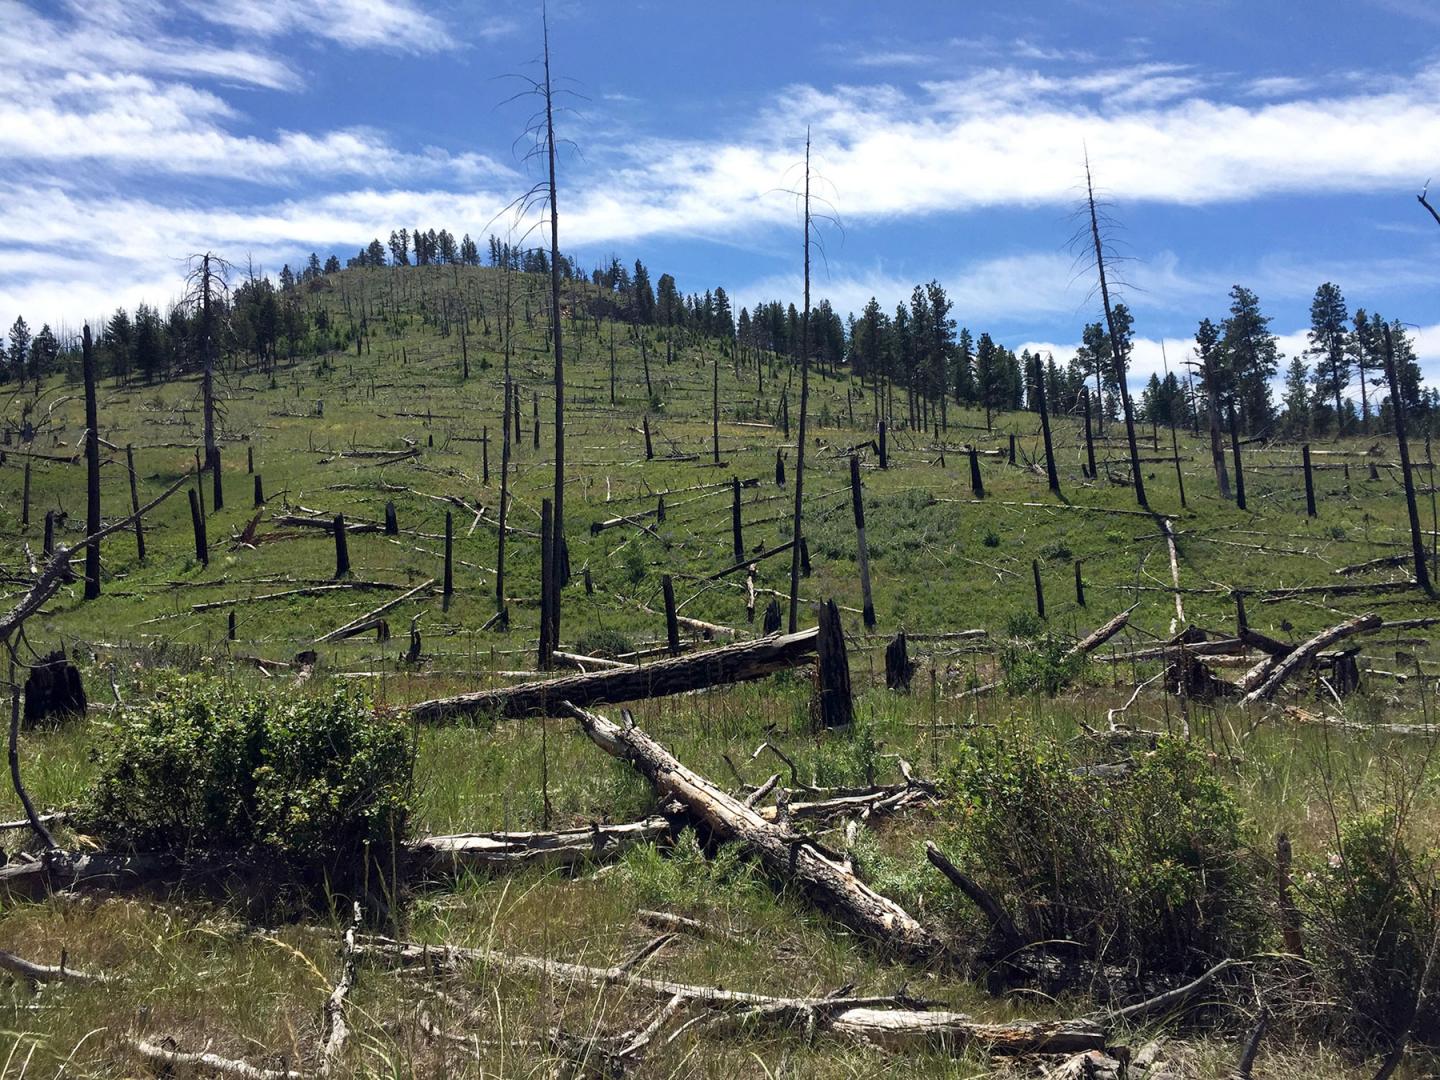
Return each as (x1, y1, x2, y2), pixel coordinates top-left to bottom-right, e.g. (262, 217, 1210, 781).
(408, 627, 818, 723)
(564, 702, 947, 963)
(314, 578, 435, 644)
(1240, 613, 1383, 705)
(407, 818, 671, 877)
(0, 947, 109, 986)
(0, 819, 675, 901)
(131, 1040, 301, 1080)
(358, 937, 1106, 1055)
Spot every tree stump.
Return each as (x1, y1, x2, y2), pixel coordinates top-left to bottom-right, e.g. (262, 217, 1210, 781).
(885, 632, 915, 692)
(813, 599, 853, 729)
(23, 651, 86, 727)
(762, 598, 782, 635)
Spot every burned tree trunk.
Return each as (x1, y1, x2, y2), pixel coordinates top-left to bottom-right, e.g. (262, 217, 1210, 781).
(409, 627, 819, 722)
(787, 133, 814, 634)
(1085, 158, 1147, 509)
(82, 325, 101, 600)
(849, 456, 875, 629)
(885, 632, 915, 691)
(813, 599, 853, 729)
(1383, 322, 1434, 596)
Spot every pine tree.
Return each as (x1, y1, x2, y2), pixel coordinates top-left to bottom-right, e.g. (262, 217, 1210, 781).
(7, 316, 31, 384)
(1306, 281, 1350, 435)
(955, 327, 974, 403)
(28, 323, 58, 381)
(1221, 286, 1279, 432)
(1282, 355, 1311, 435)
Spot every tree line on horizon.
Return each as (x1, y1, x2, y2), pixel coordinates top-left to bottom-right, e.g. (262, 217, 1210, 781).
(1, 233, 1430, 440)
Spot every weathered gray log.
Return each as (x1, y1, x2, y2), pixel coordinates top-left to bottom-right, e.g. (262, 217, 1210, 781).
(565, 701, 946, 963)
(359, 936, 1105, 1055)
(408, 818, 670, 878)
(0, 818, 673, 903)
(924, 840, 1025, 955)
(408, 627, 820, 722)
(131, 1040, 301, 1080)
(1239, 612, 1383, 705)
(0, 947, 108, 986)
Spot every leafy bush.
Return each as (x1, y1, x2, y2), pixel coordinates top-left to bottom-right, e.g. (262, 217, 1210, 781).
(1040, 540, 1073, 562)
(80, 676, 413, 874)
(805, 719, 880, 789)
(621, 828, 765, 910)
(940, 736, 1258, 971)
(622, 543, 646, 585)
(999, 613, 1081, 696)
(573, 625, 635, 659)
(1300, 810, 1440, 1046)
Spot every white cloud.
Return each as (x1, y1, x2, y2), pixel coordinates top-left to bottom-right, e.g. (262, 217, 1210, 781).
(0, 1, 298, 90)
(0, 66, 509, 183)
(1242, 75, 1315, 99)
(187, 0, 469, 53)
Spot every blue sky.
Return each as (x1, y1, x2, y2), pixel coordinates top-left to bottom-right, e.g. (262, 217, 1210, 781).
(3, 0, 1440, 388)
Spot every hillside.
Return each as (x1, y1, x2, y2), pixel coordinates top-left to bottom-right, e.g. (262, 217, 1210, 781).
(2, 261, 1438, 1078)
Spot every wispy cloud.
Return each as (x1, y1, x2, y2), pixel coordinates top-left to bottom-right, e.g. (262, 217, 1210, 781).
(185, 0, 470, 53)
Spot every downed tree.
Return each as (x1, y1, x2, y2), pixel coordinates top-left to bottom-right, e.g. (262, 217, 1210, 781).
(0, 815, 679, 902)
(1239, 613, 1382, 705)
(358, 936, 1107, 1056)
(408, 627, 818, 722)
(407, 817, 671, 878)
(564, 701, 948, 963)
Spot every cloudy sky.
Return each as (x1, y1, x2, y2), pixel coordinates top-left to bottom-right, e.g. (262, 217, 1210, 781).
(3, 0, 1439, 387)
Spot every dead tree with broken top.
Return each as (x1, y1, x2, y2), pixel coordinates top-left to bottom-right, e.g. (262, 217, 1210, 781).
(1081, 155, 1147, 509)
(184, 252, 230, 475)
(497, 12, 573, 664)
(787, 131, 815, 634)
(82, 325, 101, 600)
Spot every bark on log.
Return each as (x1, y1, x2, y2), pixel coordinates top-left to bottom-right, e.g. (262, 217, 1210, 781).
(408, 627, 819, 723)
(564, 701, 947, 963)
(1239, 613, 1382, 705)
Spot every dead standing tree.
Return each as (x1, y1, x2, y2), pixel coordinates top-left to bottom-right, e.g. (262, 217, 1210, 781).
(183, 253, 231, 479)
(81, 325, 101, 600)
(496, 10, 576, 666)
(1079, 155, 1147, 509)
(1383, 322, 1435, 597)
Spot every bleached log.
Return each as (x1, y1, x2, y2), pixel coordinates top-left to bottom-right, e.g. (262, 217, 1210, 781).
(358, 937, 1105, 1055)
(564, 702, 947, 963)
(1240, 613, 1383, 705)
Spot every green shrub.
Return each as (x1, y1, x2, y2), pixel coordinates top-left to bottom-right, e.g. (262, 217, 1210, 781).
(620, 828, 765, 910)
(80, 676, 413, 873)
(1300, 810, 1440, 1046)
(940, 736, 1258, 971)
(573, 625, 635, 659)
(999, 613, 1080, 696)
(805, 719, 880, 789)
(622, 543, 646, 585)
